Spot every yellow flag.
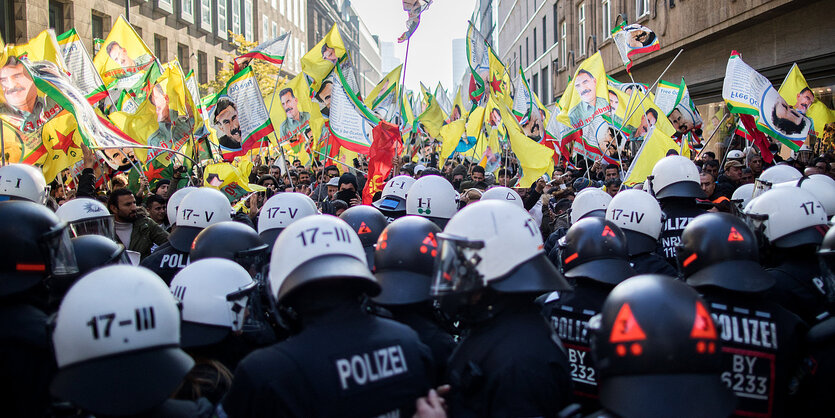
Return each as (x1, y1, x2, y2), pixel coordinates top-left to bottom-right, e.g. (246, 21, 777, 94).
(365, 64, 401, 110)
(778, 64, 835, 136)
(10, 29, 68, 71)
(439, 119, 466, 160)
(418, 89, 446, 138)
(488, 47, 511, 107)
(301, 23, 347, 93)
(265, 73, 323, 153)
(93, 15, 156, 88)
(561, 52, 611, 131)
(41, 112, 82, 181)
(498, 104, 553, 187)
(203, 162, 254, 202)
(623, 125, 681, 186)
(108, 98, 158, 163)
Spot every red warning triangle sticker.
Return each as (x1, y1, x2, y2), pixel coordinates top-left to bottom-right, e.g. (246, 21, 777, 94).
(422, 232, 437, 248)
(690, 301, 718, 340)
(357, 222, 373, 235)
(602, 225, 616, 237)
(727, 227, 744, 242)
(609, 303, 647, 343)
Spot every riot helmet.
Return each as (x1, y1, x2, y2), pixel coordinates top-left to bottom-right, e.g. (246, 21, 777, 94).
(257, 192, 318, 247)
(56, 198, 116, 240)
(190, 221, 269, 277)
(744, 187, 828, 248)
(0, 163, 49, 204)
(373, 175, 416, 217)
(606, 189, 664, 255)
(373, 216, 441, 305)
(560, 218, 636, 285)
(168, 188, 232, 252)
(406, 174, 458, 228)
(570, 187, 612, 224)
(166, 187, 196, 226)
(339, 205, 387, 269)
(481, 186, 523, 208)
(648, 155, 702, 199)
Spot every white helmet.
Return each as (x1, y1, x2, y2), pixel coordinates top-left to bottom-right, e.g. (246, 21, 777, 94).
(56, 198, 116, 240)
(649, 155, 702, 199)
(753, 164, 802, 198)
(744, 187, 827, 248)
(166, 187, 196, 226)
(731, 183, 756, 210)
(170, 259, 257, 348)
(570, 188, 613, 224)
(258, 192, 319, 246)
(373, 175, 416, 214)
(269, 215, 379, 304)
(406, 175, 458, 228)
(606, 189, 663, 255)
(726, 150, 745, 160)
(168, 188, 232, 252)
(773, 176, 835, 217)
(481, 186, 523, 208)
(432, 200, 570, 295)
(51, 265, 193, 416)
(0, 163, 49, 204)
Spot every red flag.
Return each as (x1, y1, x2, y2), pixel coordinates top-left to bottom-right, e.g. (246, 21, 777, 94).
(739, 114, 774, 164)
(362, 121, 401, 205)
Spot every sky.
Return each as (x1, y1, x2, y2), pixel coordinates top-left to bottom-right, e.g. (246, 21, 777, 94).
(350, 0, 476, 94)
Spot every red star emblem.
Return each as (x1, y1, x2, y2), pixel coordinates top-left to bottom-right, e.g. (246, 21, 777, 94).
(53, 129, 77, 155)
(144, 161, 166, 181)
(490, 74, 502, 93)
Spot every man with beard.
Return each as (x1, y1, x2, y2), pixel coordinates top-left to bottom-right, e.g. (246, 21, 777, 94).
(567, 69, 609, 127)
(0, 57, 62, 132)
(214, 97, 243, 150)
(315, 79, 333, 117)
(795, 87, 815, 114)
(279, 88, 311, 143)
(107, 188, 169, 260)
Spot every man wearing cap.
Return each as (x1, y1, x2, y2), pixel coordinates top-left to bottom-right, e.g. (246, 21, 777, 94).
(716, 160, 743, 199)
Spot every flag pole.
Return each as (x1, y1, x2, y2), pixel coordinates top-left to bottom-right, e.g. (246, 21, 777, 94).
(695, 113, 730, 160)
(0, 119, 7, 167)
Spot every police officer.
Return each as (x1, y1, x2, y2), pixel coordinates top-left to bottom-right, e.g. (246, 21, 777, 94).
(541, 217, 636, 412)
(546, 187, 612, 266)
(606, 189, 677, 276)
(372, 215, 457, 382)
(340, 205, 388, 269)
(481, 186, 524, 208)
(48, 234, 130, 311)
(679, 213, 807, 416)
(587, 274, 735, 417)
(0, 201, 76, 417)
(432, 201, 573, 417)
(0, 163, 50, 205)
(406, 174, 459, 228)
(190, 221, 269, 278)
(745, 187, 832, 324)
(373, 175, 416, 220)
(257, 192, 319, 248)
(648, 155, 707, 267)
(222, 215, 434, 417)
(141, 187, 232, 284)
(56, 197, 116, 240)
(50, 265, 209, 417)
(166, 187, 197, 232)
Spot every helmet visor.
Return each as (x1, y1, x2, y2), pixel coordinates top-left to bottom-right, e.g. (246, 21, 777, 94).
(69, 216, 116, 241)
(234, 244, 270, 278)
(752, 178, 772, 200)
(226, 280, 259, 333)
(431, 233, 485, 297)
(42, 224, 79, 277)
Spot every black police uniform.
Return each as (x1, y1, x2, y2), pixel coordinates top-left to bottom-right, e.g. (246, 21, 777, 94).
(541, 280, 611, 413)
(140, 242, 190, 285)
(697, 288, 807, 417)
(629, 251, 678, 276)
(795, 317, 835, 414)
(446, 301, 572, 417)
(387, 305, 456, 384)
(766, 249, 834, 325)
(657, 198, 706, 267)
(222, 301, 434, 417)
(0, 298, 55, 418)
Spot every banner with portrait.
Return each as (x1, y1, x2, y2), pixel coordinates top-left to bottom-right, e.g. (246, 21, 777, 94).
(57, 28, 108, 105)
(777, 63, 834, 137)
(611, 22, 660, 72)
(266, 72, 323, 155)
(93, 16, 156, 89)
(327, 63, 380, 154)
(210, 66, 274, 160)
(723, 51, 811, 150)
(301, 23, 347, 93)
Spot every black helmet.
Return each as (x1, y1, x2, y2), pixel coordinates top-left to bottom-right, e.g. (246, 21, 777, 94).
(339, 205, 387, 269)
(0, 201, 78, 296)
(678, 213, 775, 293)
(373, 216, 441, 305)
(560, 218, 635, 285)
(190, 221, 269, 276)
(49, 235, 130, 305)
(589, 274, 735, 418)
(819, 226, 835, 281)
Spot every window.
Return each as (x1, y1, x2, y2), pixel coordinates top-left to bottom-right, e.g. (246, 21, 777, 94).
(552, 3, 558, 41)
(542, 16, 547, 51)
(198, 52, 208, 84)
(1, 0, 13, 43)
(232, 0, 241, 35)
(91, 13, 104, 41)
(177, 44, 190, 73)
(271, 0, 276, 9)
(519, 45, 522, 68)
(154, 35, 168, 60)
(532, 73, 539, 101)
(272, 21, 278, 38)
(48, 1, 64, 33)
(287, 0, 292, 23)
(279, 0, 284, 14)
(299, 1, 304, 31)
(244, 0, 253, 41)
(560, 20, 566, 67)
(182, 0, 193, 17)
(525, 37, 529, 67)
(637, 0, 650, 18)
(541, 66, 548, 104)
(602, 0, 612, 37)
(200, 0, 211, 27)
(215, 57, 224, 77)
(262, 15, 269, 40)
(578, 2, 586, 55)
(158, 0, 172, 7)
(217, 0, 227, 39)
(533, 28, 537, 58)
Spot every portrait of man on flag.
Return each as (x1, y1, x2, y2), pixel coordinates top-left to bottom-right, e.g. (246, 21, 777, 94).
(763, 90, 809, 138)
(566, 63, 610, 129)
(278, 87, 312, 145)
(0, 57, 63, 133)
(213, 96, 243, 151)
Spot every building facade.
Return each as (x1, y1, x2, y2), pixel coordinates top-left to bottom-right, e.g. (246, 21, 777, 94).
(2, 0, 307, 88)
(451, 37, 467, 89)
(379, 41, 401, 75)
(497, 0, 835, 116)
